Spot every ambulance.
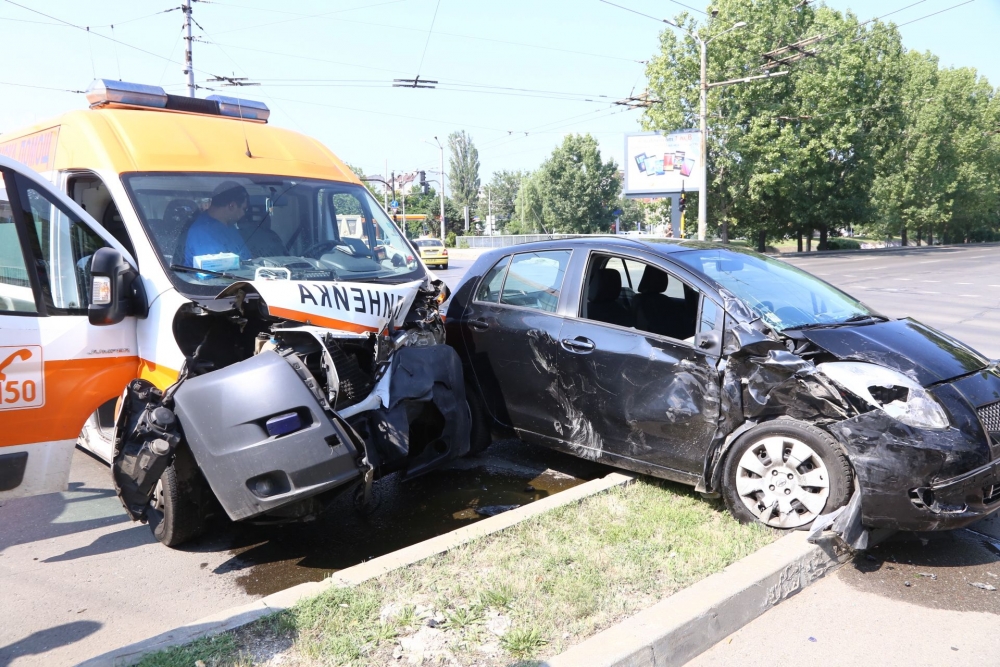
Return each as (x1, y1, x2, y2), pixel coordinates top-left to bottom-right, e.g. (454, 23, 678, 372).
(0, 80, 469, 546)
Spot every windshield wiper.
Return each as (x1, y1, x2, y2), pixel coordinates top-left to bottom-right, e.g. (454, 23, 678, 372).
(170, 264, 242, 280)
(785, 314, 889, 331)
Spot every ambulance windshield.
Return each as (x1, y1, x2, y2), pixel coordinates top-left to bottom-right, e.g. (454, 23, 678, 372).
(123, 173, 423, 296)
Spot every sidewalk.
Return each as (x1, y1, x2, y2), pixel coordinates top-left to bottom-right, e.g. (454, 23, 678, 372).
(688, 529, 1000, 667)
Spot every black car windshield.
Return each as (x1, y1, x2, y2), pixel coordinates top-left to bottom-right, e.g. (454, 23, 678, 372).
(672, 248, 874, 331)
(123, 173, 422, 296)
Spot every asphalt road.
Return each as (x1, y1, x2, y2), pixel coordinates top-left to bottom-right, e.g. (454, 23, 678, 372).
(3, 246, 1000, 666)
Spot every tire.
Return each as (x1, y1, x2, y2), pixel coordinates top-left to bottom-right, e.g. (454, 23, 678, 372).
(442, 263, 449, 270)
(148, 444, 209, 547)
(722, 420, 852, 530)
(466, 380, 493, 456)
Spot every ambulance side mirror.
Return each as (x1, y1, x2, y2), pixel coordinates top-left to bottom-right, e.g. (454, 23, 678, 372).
(88, 247, 148, 326)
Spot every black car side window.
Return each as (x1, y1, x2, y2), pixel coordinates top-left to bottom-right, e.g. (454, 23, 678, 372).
(475, 255, 511, 303)
(699, 298, 719, 333)
(499, 250, 570, 313)
(627, 259, 700, 342)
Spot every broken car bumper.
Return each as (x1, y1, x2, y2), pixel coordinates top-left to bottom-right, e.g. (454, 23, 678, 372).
(906, 455, 1000, 530)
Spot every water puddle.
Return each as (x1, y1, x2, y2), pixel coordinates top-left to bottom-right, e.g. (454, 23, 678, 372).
(216, 458, 605, 596)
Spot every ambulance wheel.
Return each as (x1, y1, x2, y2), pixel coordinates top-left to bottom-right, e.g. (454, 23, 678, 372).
(148, 444, 208, 548)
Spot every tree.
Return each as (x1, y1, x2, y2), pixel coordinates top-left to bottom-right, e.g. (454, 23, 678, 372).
(476, 170, 524, 233)
(346, 163, 383, 201)
(522, 133, 620, 234)
(447, 131, 481, 221)
(642, 0, 908, 249)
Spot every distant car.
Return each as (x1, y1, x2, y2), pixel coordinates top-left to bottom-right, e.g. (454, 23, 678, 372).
(414, 237, 449, 269)
(446, 237, 1000, 534)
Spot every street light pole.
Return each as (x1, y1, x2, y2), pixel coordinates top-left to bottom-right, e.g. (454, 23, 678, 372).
(432, 137, 446, 242)
(693, 21, 747, 241)
(698, 37, 708, 242)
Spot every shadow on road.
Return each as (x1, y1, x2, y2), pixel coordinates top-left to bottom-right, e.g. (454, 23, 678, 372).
(0, 621, 102, 667)
(42, 524, 154, 563)
(841, 530, 1000, 614)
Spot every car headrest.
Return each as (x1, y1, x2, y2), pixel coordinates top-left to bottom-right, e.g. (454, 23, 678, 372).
(589, 268, 622, 303)
(637, 266, 670, 294)
(163, 199, 198, 228)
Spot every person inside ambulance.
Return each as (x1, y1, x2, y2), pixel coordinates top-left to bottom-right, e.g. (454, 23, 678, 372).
(180, 181, 252, 267)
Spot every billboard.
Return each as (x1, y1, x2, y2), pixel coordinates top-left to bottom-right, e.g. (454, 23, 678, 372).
(623, 130, 702, 197)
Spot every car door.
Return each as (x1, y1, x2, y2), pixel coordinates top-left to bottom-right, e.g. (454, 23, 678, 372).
(461, 248, 573, 442)
(556, 250, 723, 477)
(0, 158, 139, 500)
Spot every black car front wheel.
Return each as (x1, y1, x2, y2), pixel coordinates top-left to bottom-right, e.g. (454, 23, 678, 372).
(722, 420, 852, 529)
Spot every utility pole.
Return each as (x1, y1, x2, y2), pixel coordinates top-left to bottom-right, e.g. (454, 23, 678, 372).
(434, 137, 445, 242)
(384, 159, 388, 210)
(182, 0, 195, 97)
(698, 36, 708, 242)
(487, 185, 492, 235)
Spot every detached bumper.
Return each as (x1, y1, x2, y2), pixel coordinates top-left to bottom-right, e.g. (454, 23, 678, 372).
(173, 351, 362, 521)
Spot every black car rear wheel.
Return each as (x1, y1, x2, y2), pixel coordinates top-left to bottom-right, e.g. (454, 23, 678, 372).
(722, 420, 852, 529)
(466, 381, 493, 456)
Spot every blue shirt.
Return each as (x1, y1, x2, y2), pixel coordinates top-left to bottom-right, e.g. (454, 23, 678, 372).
(181, 212, 251, 267)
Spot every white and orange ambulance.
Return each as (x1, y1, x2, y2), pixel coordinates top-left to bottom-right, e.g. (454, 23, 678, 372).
(0, 80, 469, 546)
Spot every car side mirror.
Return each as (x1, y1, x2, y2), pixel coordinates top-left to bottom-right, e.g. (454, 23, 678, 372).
(88, 247, 148, 326)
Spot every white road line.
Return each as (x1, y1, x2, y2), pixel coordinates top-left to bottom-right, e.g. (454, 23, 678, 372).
(957, 282, 973, 285)
(959, 295, 981, 298)
(922, 280, 940, 283)
(916, 259, 945, 264)
(914, 291, 940, 295)
(895, 278, 912, 281)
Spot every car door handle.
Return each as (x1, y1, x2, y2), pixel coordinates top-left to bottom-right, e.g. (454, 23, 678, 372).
(561, 337, 595, 353)
(468, 319, 489, 331)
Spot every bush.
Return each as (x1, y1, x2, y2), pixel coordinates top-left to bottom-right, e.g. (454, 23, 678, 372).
(824, 238, 860, 250)
(446, 231, 458, 248)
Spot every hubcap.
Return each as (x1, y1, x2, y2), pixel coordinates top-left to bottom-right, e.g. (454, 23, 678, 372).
(735, 436, 830, 528)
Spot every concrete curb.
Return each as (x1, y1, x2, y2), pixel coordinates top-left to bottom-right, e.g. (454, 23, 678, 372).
(542, 531, 848, 667)
(77, 471, 635, 667)
(774, 240, 1000, 259)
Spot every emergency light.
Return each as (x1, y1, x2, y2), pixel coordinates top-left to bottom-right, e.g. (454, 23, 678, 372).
(85, 79, 270, 123)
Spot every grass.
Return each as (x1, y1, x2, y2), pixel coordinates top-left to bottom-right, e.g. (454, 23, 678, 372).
(137, 479, 776, 667)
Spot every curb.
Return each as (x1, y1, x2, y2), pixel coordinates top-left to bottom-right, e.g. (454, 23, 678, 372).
(773, 240, 1000, 259)
(77, 471, 635, 667)
(542, 531, 848, 667)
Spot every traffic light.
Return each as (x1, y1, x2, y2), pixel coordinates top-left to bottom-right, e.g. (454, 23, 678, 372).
(679, 188, 686, 213)
(418, 170, 428, 194)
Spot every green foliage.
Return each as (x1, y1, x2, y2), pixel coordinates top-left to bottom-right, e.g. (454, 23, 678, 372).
(515, 134, 621, 234)
(477, 169, 525, 232)
(501, 626, 548, 658)
(448, 130, 481, 214)
(640, 0, 1000, 247)
(446, 231, 457, 247)
(823, 237, 860, 250)
(346, 162, 382, 201)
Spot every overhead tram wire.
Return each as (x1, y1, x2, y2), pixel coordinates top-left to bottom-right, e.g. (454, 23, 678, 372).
(3, 0, 225, 81)
(413, 0, 442, 81)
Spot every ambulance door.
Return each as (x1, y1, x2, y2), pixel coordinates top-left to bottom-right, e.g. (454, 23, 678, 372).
(0, 159, 139, 500)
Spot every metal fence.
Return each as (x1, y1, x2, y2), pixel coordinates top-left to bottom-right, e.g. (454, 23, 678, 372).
(457, 234, 589, 249)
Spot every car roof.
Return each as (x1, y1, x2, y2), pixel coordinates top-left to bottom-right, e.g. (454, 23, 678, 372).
(477, 236, 730, 259)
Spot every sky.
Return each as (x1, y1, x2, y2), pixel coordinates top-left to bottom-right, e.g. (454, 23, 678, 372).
(0, 0, 996, 193)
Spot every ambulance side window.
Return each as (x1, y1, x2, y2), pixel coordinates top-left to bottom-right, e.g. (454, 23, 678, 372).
(14, 173, 108, 314)
(0, 173, 37, 314)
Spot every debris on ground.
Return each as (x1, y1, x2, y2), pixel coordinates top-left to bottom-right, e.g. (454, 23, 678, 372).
(970, 582, 997, 591)
(475, 504, 521, 517)
(917, 572, 937, 580)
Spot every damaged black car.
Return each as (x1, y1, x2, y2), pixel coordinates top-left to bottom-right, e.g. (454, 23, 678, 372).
(446, 238, 1000, 535)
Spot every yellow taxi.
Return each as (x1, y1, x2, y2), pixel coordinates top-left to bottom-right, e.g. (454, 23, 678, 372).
(413, 237, 448, 269)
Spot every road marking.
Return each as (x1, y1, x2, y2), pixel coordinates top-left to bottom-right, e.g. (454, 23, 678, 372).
(956, 282, 973, 285)
(895, 278, 912, 281)
(916, 259, 945, 264)
(959, 295, 981, 298)
(914, 291, 940, 295)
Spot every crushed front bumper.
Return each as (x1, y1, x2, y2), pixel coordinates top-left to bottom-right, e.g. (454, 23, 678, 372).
(173, 350, 363, 521)
(906, 455, 1000, 530)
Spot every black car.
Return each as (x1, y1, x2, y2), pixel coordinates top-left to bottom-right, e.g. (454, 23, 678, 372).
(445, 237, 1000, 534)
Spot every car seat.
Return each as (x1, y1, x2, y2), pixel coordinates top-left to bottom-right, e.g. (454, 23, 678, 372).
(160, 199, 199, 263)
(632, 267, 697, 340)
(587, 268, 633, 328)
(238, 216, 286, 258)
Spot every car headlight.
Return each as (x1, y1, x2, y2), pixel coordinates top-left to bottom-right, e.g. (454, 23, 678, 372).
(817, 361, 950, 430)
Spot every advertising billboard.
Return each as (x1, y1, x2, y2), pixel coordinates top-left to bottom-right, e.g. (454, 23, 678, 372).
(623, 130, 703, 197)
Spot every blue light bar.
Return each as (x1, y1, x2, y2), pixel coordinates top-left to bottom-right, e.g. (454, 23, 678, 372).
(86, 79, 168, 108)
(205, 95, 270, 122)
(265, 412, 302, 437)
